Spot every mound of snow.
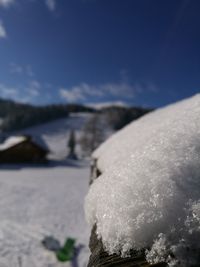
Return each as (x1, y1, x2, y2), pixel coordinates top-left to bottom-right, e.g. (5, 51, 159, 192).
(85, 94, 200, 266)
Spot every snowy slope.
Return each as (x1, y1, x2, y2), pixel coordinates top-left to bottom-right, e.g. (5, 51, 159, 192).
(0, 113, 92, 267)
(22, 112, 92, 160)
(85, 94, 200, 266)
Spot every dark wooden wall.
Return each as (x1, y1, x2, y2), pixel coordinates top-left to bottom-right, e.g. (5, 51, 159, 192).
(0, 141, 47, 163)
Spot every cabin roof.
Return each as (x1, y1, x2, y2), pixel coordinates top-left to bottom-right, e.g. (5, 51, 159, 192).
(0, 136, 26, 151)
(30, 135, 49, 152)
(0, 135, 49, 152)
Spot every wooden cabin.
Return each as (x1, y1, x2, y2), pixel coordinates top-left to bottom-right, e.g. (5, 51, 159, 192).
(0, 135, 49, 163)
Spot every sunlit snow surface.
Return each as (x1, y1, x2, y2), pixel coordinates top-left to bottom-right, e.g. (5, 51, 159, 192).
(0, 113, 92, 267)
(85, 95, 200, 266)
(0, 165, 90, 267)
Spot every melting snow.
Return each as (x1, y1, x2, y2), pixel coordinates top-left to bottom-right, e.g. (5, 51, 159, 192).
(85, 94, 200, 266)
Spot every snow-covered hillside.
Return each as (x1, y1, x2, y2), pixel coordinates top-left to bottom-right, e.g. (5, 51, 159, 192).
(22, 112, 92, 159)
(0, 113, 92, 267)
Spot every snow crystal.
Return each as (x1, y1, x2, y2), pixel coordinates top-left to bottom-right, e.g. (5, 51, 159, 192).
(85, 94, 200, 266)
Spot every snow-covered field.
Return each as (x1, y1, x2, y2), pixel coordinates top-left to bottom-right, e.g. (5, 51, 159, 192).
(0, 113, 92, 267)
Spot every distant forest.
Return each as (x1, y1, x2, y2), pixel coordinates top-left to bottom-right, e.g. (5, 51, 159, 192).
(0, 99, 94, 131)
(0, 98, 152, 132)
(100, 106, 153, 130)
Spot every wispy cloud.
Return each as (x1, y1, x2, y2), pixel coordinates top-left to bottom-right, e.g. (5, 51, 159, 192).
(59, 79, 159, 103)
(0, 80, 41, 103)
(0, 84, 19, 99)
(0, 21, 7, 38)
(59, 81, 136, 103)
(10, 63, 23, 74)
(0, 0, 15, 8)
(0, 0, 56, 12)
(60, 87, 86, 102)
(45, 0, 56, 11)
(10, 63, 35, 77)
(27, 80, 40, 97)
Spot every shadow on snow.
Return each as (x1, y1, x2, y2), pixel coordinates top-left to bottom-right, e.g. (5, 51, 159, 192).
(0, 159, 89, 170)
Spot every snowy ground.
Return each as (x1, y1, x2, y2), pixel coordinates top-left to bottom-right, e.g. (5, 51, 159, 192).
(0, 113, 92, 267)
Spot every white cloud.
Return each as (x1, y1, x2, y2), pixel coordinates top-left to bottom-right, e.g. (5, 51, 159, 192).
(0, 21, 7, 38)
(10, 63, 23, 74)
(59, 80, 158, 103)
(10, 63, 35, 77)
(0, 0, 15, 8)
(60, 87, 85, 102)
(99, 82, 135, 98)
(59, 81, 136, 103)
(60, 82, 105, 102)
(0, 83, 30, 103)
(0, 81, 41, 103)
(45, 0, 56, 11)
(0, 84, 19, 98)
(29, 88, 40, 97)
(0, 0, 56, 12)
(29, 80, 40, 90)
(28, 80, 40, 97)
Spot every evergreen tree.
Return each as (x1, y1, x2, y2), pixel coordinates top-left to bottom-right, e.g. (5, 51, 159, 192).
(67, 130, 77, 159)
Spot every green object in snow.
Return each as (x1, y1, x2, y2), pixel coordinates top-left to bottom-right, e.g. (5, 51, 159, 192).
(56, 238, 76, 262)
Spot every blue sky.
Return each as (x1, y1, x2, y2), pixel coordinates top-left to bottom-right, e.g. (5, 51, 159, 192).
(0, 0, 199, 107)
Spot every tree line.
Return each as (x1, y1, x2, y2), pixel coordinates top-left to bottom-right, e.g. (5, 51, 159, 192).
(0, 99, 95, 132)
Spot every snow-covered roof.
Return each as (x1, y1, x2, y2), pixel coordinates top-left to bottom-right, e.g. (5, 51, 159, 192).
(85, 94, 200, 266)
(0, 135, 48, 152)
(31, 135, 49, 152)
(0, 136, 27, 151)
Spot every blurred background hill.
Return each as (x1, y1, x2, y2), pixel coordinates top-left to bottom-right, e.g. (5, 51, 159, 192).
(0, 97, 152, 133)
